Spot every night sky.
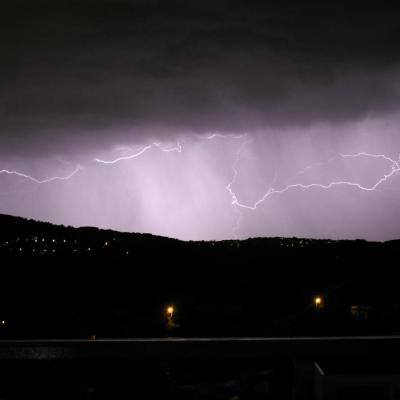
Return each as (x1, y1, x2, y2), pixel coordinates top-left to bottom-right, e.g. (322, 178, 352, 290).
(1, 1, 400, 240)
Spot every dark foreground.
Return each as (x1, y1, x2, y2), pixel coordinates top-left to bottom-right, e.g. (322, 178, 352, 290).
(1, 337, 400, 399)
(1, 213, 400, 338)
(2, 214, 400, 397)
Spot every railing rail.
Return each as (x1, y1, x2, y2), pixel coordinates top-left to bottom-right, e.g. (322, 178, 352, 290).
(1, 336, 400, 361)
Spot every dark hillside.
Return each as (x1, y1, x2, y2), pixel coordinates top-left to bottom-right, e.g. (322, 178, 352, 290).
(0, 214, 399, 338)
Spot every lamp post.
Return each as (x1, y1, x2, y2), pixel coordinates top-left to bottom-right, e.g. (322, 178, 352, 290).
(314, 296, 322, 309)
(167, 306, 174, 319)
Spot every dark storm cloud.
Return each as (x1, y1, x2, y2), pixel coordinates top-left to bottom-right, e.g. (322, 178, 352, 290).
(1, 1, 400, 155)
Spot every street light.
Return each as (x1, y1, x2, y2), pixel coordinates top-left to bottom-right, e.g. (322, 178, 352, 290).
(314, 296, 322, 309)
(167, 306, 174, 319)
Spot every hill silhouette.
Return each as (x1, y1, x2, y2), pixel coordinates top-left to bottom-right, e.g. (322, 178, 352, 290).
(0, 213, 399, 338)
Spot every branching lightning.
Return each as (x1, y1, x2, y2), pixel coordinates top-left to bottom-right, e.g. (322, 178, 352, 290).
(228, 150, 400, 211)
(226, 146, 400, 237)
(1, 134, 399, 239)
(0, 141, 182, 184)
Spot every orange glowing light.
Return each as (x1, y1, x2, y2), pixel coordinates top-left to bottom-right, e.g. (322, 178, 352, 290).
(167, 306, 174, 317)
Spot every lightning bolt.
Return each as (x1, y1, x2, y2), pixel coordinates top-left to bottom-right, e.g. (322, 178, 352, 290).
(226, 146, 400, 237)
(94, 141, 182, 164)
(203, 133, 248, 140)
(94, 145, 153, 164)
(0, 166, 82, 184)
(0, 141, 182, 183)
(1, 134, 399, 240)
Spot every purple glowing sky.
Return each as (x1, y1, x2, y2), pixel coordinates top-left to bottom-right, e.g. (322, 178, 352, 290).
(1, 2, 400, 240)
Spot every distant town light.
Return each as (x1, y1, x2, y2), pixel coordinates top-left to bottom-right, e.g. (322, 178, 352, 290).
(315, 296, 323, 308)
(1, 320, 6, 325)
